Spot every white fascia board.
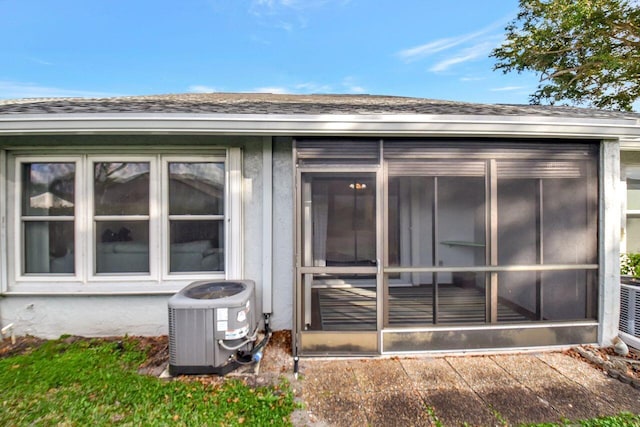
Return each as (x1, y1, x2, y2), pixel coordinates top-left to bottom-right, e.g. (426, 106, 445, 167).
(619, 138, 640, 149)
(0, 113, 639, 139)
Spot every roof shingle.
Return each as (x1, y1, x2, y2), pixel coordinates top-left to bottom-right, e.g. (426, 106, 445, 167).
(0, 93, 638, 120)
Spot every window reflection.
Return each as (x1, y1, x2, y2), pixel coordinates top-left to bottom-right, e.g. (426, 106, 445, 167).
(94, 162, 150, 216)
(22, 163, 75, 216)
(169, 162, 224, 215)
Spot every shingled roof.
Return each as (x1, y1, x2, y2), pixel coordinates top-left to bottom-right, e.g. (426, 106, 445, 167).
(1, 93, 638, 120)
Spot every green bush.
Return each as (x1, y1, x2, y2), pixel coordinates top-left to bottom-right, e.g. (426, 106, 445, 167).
(620, 253, 640, 277)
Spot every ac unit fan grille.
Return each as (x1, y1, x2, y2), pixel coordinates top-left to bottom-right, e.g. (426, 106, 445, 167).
(620, 284, 640, 337)
(168, 307, 178, 364)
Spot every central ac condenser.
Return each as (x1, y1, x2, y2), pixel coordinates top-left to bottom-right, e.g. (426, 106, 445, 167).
(168, 280, 258, 375)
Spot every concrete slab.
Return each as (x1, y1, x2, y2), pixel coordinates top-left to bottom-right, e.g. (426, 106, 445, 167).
(303, 391, 369, 427)
(401, 358, 497, 426)
(350, 359, 408, 393)
(299, 360, 359, 396)
(298, 360, 368, 426)
(440, 356, 560, 425)
(295, 353, 640, 426)
(492, 354, 616, 419)
(361, 390, 433, 427)
(537, 352, 640, 413)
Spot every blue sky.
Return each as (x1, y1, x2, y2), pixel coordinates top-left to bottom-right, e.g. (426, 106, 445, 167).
(1, 0, 541, 104)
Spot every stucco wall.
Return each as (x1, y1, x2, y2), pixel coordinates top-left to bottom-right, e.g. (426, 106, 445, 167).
(241, 137, 265, 320)
(270, 137, 294, 331)
(0, 134, 289, 338)
(0, 295, 170, 338)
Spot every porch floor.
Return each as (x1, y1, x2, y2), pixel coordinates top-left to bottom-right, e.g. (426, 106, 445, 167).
(313, 284, 531, 331)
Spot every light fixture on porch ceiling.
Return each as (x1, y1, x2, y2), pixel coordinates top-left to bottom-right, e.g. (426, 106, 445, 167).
(349, 182, 367, 190)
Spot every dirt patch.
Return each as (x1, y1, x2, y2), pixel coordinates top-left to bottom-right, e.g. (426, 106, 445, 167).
(1, 331, 293, 380)
(568, 344, 640, 386)
(0, 336, 46, 359)
(136, 335, 170, 376)
(259, 330, 293, 374)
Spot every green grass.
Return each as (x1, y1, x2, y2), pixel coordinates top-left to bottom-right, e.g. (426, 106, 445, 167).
(521, 412, 640, 426)
(0, 338, 296, 426)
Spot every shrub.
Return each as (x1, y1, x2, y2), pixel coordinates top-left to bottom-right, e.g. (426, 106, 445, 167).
(621, 253, 640, 277)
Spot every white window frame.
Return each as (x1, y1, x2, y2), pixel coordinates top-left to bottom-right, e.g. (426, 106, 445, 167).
(161, 155, 228, 280)
(7, 148, 241, 294)
(89, 155, 158, 282)
(0, 149, 6, 294)
(11, 156, 85, 284)
(621, 162, 640, 254)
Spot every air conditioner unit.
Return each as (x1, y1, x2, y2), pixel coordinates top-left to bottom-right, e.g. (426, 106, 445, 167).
(620, 282, 640, 350)
(168, 280, 258, 375)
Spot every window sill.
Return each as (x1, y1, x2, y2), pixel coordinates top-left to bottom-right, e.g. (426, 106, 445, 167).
(3, 275, 227, 295)
(1, 290, 181, 296)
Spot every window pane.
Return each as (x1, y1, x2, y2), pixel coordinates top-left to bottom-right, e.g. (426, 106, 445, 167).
(169, 162, 224, 215)
(302, 174, 376, 267)
(94, 162, 149, 215)
(22, 163, 75, 216)
(96, 221, 149, 273)
(24, 221, 74, 273)
(302, 273, 376, 331)
(388, 176, 434, 272)
(543, 178, 596, 264)
(542, 270, 597, 321)
(626, 217, 640, 253)
(170, 220, 224, 272)
(498, 176, 597, 265)
(497, 271, 538, 322)
(498, 179, 539, 265)
(439, 272, 487, 324)
(628, 178, 640, 211)
(388, 175, 486, 285)
(438, 177, 486, 267)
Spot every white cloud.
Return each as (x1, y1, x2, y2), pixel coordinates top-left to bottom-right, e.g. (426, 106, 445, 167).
(294, 82, 333, 92)
(460, 76, 486, 82)
(397, 17, 510, 73)
(490, 85, 527, 92)
(27, 57, 53, 66)
(341, 77, 365, 93)
(0, 80, 119, 99)
(275, 20, 295, 31)
(188, 85, 218, 93)
(254, 86, 291, 94)
(253, 78, 362, 95)
(398, 29, 490, 63)
(249, 0, 347, 31)
(254, 82, 333, 94)
(251, 0, 336, 12)
(346, 84, 365, 93)
(429, 40, 496, 72)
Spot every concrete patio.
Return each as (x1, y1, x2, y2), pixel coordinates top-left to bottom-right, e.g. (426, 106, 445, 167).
(292, 351, 640, 426)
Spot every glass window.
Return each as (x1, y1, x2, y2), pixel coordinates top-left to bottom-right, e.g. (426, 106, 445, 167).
(168, 162, 225, 273)
(94, 162, 150, 215)
(94, 162, 150, 274)
(14, 154, 231, 284)
(21, 162, 75, 274)
(624, 163, 640, 253)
